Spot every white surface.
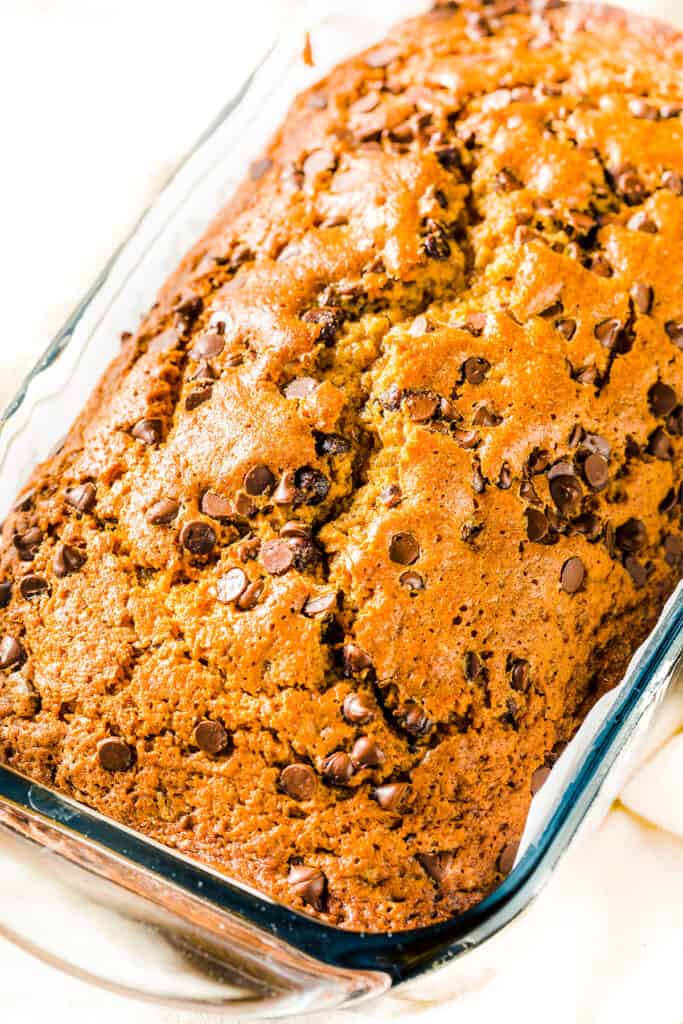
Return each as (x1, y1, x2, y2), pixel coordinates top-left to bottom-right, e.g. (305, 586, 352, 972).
(1, 2, 683, 1022)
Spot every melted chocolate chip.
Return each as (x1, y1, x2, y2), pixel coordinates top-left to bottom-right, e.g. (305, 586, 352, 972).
(648, 428, 674, 461)
(199, 492, 232, 519)
(236, 579, 264, 611)
(0, 635, 24, 669)
(185, 386, 213, 411)
(531, 764, 552, 794)
(624, 555, 648, 588)
(462, 356, 491, 385)
(404, 392, 439, 422)
(555, 317, 577, 340)
(380, 483, 402, 508)
(301, 306, 345, 345)
(314, 432, 352, 455)
(400, 570, 425, 591)
(0, 582, 11, 608)
(509, 658, 530, 692)
(302, 591, 338, 617)
(294, 466, 330, 505)
(665, 321, 683, 349)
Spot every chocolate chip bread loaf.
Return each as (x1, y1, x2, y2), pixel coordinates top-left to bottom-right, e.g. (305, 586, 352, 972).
(1, 0, 682, 932)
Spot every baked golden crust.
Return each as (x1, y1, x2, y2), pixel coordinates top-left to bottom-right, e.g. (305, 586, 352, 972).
(1, 0, 682, 931)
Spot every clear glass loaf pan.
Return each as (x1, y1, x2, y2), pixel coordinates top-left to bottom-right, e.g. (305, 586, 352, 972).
(0, 0, 682, 1015)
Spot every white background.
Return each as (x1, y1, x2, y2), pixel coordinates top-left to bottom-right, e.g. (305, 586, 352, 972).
(0, 2, 682, 1022)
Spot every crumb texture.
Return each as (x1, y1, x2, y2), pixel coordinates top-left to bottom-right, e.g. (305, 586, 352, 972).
(0, 0, 682, 931)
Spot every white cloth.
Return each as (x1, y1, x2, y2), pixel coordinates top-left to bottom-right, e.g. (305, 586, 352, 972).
(0, 2, 682, 1021)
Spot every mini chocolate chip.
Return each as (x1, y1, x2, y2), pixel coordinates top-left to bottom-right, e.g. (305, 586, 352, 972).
(560, 556, 585, 594)
(314, 432, 351, 455)
(284, 377, 318, 399)
(343, 643, 373, 675)
(53, 543, 86, 578)
(389, 532, 419, 565)
(624, 555, 648, 588)
(131, 418, 162, 445)
(236, 579, 264, 610)
(627, 210, 657, 233)
(19, 574, 49, 599)
(531, 764, 552, 794)
(404, 392, 439, 422)
(180, 521, 216, 555)
(261, 539, 294, 575)
(555, 317, 577, 340)
(648, 428, 674, 461)
(0, 581, 11, 608)
(510, 658, 530, 692)
(462, 356, 490, 385)
(594, 318, 623, 349)
(374, 782, 409, 811)
(498, 841, 519, 874)
(351, 736, 384, 769)
(147, 498, 180, 525)
(417, 851, 454, 885)
(301, 306, 345, 345)
(399, 570, 424, 591)
(280, 763, 316, 800)
(216, 567, 248, 604)
(287, 865, 326, 911)
(631, 282, 653, 314)
(380, 483, 402, 508)
(303, 591, 338, 617)
(199, 492, 232, 519)
(322, 751, 354, 784)
(185, 386, 212, 411)
(342, 692, 375, 725)
(583, 453, 609, 491)
(402, 702, 431, 736)
(649, 383, 678, 418)
(65, 482, 96, 512)
(550, 475, 582, 516)
(525, 508, 549, 542)
(190, 332, 224, 360)
(244, 465, 275, 496)
(249, 157, 273, 181)
(97, 737, 133, 772)
(294, 466, 330, 505)
(194, 720, 230, 755)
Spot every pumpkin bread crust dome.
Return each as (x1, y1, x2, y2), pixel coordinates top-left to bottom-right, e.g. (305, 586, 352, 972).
(0, 1, 682, 931)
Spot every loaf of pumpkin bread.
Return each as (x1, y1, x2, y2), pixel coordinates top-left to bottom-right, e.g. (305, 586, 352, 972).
(0, 0, 682, 931)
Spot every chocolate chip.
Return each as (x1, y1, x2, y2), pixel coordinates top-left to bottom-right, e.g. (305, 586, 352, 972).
(303, 148, 337, 177)
(464, 651, 483, 681)
(302, 591, 338, 617)
(174, 295, 203, 326)
(665, 321, 683, 349)
(65, 482, 96, 513)
(131, 418, 162, 445)
(343, 643, 373, 675)
(279, 520, 312, 540)
(314, 432, 351, 455)
(498, 464, 512, 489)
(191, 360, 218, 382)
(631, 282, 653, 315)
(194, 720, 230, 755)
(497, 841, 519, 874)
(301, 306, 345, 345)
(273, 471, 297, 505)
(380, 483, 402, 508)
(399, 570, 424, 591)
(351, 736, 384, 769)
(417, 851, 454, 885)
(280, 763, 316, 800)
(531, 764, 551, 794)
(322, 751, 354, 784)
(12, 527, 43, 561)
(249, 157, 273, 181)
(53, 543, 86, 578)
(234, 491, 256, 517)
(216, 568, 248, 604)
(464, 312, 487, 336)
(374, 782, 409, 811)
(659, 488, 677, 515)
(649, 383, 678, 418)
(284, 377, 318, 399)
(509, 658, 530, 692)
(472, 405, 501, 427)
(97, 737, 133, 772)
(294, 466, 330, 505)
(185, 386, 213, 411)
(495, 167, 522, 191)
(662, 170, 683, 195)
(452, 428, 480, 449)
(663, 533, 683, 567)
(583, 453, 609, 491)
(616, 517, 647, 553)
(342, 692, 375, 724)
(19, 574, 49, 599)
(627, 210, 657, 233)
(555, 317, 577, 340)
(198, 492, 230, 519)
(0, 635, 24, 670)
(147, 498, 180, 525)
(423, 224, 451, 259)
(0, 582, 11, 608)
(560, 556, 585, 593)
(616, 170, 646, 203)
(260, 539, 294, 575)
(624, 555, 648, 588)
(402, 702, 432, 737)
(244, 465, 275, 496)
(404, 392, 439, 422)
(190, 332, 224, 360)
(549, 475, 582, 517)
(287, 864, 326, 911)
(594, 318, 623, 350)
(648, 428, 674, 461)
(389, 532, 419, 565)
(180, 521, 216, 555)
(236, 579, 264, 611)
(525, 508, 549, 542)
(527, 449, 550, 475)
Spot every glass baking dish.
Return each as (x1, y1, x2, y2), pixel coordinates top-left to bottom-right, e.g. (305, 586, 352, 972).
(1, 0, 682, 1014)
